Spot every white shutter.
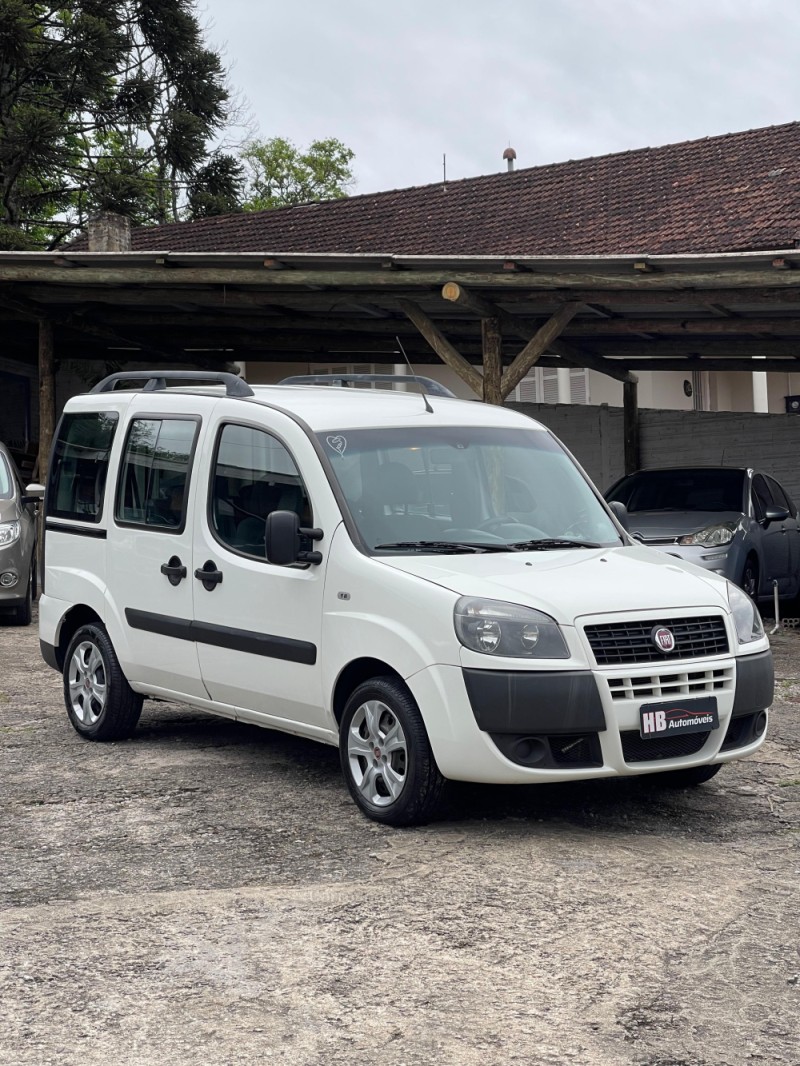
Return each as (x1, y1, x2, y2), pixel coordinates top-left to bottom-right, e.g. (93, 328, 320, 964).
(541, 368, 559, 404)
(517, 371, 538, 402)
(569, 368, 589, 405)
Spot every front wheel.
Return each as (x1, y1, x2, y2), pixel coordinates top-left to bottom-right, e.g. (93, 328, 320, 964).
(339, 677, 446, 826)
(63, 623, 143, 740)
(740, 556, 759, 600)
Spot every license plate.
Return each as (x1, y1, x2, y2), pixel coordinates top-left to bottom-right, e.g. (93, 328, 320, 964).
(639, 696, 719, 739)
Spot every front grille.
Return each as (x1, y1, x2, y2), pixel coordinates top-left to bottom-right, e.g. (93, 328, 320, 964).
(607, 665, 734, 701)
(620, 729, 710, 763)
(585, 616, 729, 665)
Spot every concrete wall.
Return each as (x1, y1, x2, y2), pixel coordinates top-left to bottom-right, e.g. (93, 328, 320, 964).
(509, 401, 800, 500)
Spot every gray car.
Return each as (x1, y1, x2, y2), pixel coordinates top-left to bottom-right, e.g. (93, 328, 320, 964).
(0, 442, 39, 625)
(605, 466, 800, 601)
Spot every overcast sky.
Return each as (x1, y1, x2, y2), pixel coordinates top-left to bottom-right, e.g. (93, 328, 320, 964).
(204, 0, 800, 195)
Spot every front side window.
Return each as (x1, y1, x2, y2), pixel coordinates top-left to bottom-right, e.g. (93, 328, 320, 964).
(116, 418, 198, 531)
(318, 426, 620, 552)
(210, 423, 311, 558)
(47, 412, 118, 522)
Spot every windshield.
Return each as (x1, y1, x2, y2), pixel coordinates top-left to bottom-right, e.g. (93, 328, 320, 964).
(608, 469, 745, 514)
(0, 453, 13, 500)
(318, 426, 621, 552)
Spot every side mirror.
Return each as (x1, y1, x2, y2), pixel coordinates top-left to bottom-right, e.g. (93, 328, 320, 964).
(763, 505, 790, 525)
(265, 510, 323, 565)
(22, 482, 45, 506)
(607, 500, 629, 530)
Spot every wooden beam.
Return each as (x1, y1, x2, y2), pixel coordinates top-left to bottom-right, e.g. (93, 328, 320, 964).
(398, 298, 483, 395)
(37, 320, 55, 481)
(623, 378, 640, 474)
(501, 302, 581, 396)
(481, 318, 503, 404)
(441, 281, 632, 383)
(9, 263, 800, 291)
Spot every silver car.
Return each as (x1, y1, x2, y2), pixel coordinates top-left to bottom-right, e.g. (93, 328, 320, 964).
(0, 442, 39, 625)
(605, 466, 800, 601)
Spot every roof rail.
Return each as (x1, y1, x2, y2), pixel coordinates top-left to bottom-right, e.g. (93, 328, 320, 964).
(89, 370, 254, 398)
(278, 373, 455, 398)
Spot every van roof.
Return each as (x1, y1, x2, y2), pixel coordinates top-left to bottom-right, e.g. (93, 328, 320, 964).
(67, 382, 548, 434)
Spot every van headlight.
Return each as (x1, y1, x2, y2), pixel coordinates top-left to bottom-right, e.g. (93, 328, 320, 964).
(727, 581, 764, 644)
(454, 597, 570, 658)
(678, 522, 736, 547)
(0, 521, 20, 547)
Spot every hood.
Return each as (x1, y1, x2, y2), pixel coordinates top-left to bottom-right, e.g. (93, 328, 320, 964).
(381, 544, 730, 624)
(625, 510, 742, 540)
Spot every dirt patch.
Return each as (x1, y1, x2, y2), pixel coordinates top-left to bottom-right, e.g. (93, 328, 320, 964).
(1, 607, 798, 1065)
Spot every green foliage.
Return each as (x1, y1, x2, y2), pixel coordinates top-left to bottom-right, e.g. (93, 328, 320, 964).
(0, 0, 234, 246)
(240, 137, 355, 210)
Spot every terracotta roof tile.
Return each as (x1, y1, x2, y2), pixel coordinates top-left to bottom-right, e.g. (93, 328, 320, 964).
(81, 121, 800, 255)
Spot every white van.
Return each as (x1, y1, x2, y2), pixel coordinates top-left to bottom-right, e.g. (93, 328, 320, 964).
(38, 371, 773, 825)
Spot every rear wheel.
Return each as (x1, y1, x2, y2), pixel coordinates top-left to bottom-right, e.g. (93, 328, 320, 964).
(339, 677, 446, 826)
(63, 623, 143, 740)
(740, 555, 759, 600)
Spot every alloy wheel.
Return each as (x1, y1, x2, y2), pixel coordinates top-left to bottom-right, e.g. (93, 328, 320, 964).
(346, 699, 408, 806)
(67, 641, 107, 725)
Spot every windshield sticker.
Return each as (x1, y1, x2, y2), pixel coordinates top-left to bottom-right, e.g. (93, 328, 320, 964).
(326, 434, 347, 457)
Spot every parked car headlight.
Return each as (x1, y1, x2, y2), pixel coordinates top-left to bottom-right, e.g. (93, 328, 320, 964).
(0, 521, 20, 547)
(678, 522, 737, 547)
(727, 581, 764, 644)
(454, 597, 570, 658)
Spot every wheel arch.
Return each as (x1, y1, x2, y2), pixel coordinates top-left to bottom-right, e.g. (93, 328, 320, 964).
(331, 657, 404, 726)
(54, 604, 104, 671)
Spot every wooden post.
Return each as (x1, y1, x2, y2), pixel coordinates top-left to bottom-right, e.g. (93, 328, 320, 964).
(623, 376, 640, 474)
(481, 317, 503, 404)
(38, 320, 55, 480)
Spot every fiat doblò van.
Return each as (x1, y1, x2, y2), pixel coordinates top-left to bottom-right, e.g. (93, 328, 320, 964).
(39, 371, 773, 825)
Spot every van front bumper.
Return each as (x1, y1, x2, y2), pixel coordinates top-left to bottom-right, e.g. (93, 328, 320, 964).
(406, 651, 772, 784)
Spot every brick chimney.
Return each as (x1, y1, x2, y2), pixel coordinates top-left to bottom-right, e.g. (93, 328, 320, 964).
(86, 211, 132, 252)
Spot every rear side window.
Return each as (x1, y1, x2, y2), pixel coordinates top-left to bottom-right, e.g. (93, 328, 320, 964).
(47, 412, 118, 522)
(115, 417, 199, 531)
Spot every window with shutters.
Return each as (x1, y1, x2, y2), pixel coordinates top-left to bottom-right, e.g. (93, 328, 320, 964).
(513, 367, 589, 404)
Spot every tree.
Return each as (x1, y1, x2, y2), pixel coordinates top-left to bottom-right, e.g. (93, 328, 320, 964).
(239, 137, 355, 211)
(0, 0, 239, 247)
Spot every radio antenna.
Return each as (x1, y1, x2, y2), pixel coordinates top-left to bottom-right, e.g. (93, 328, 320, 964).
(395, 335, 433, 413)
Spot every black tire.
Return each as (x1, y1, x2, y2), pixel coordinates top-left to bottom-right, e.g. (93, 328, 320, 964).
(339, 676, 446, 826)
(740, 555, 759, 600)
(10, 562, 33, 626)
(649, 762, 723, 787)
(63, 623, 143, 741)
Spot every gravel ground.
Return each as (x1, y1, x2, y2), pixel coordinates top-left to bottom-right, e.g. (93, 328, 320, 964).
(0, 605, 799, 1066)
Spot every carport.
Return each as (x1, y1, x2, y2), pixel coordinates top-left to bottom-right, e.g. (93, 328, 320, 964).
(2, 247, 800, 474)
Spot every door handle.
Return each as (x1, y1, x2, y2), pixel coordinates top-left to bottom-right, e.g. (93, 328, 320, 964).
(195, 560, 223, 591)
(160, 556, 187, 586)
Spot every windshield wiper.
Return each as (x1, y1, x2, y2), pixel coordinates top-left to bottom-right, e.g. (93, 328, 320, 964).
(374, 540, 511, 554)
(508, 538, 607, 550)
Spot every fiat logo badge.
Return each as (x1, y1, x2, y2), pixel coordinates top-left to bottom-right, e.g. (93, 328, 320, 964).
(652, 626, 676, 652)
